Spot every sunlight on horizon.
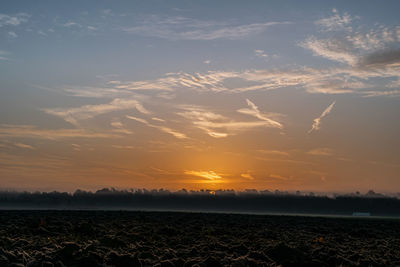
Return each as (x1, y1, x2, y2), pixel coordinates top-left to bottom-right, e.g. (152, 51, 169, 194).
(184, 170, 223, 181)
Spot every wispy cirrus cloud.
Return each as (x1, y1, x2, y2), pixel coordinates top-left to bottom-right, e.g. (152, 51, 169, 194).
(302, 10, 400, 72)
(52, 62, 400, 99)
(298, 11, 400, 95)
(8, 31, 17, 38)
(111, 145, 136, 150)
(0, 13, 29, 27)
(112, 59, 400, 95)
(0, 50, 10, 61)
(237, 99, 283, 129)
(178, 22, 288, 40)
(177, 106, 228, 138)
(123, 16, 290, 40)
(43, 98, 150, 126)
(347, 28, 399, 52)
(63, 86, 125, 98)
(194, 120, 280, 135)
(184, 170, 222, 180)
(308, 101, 336, 133)
(307, 148, 334, 156)
(254, 49, 268, 59)
(256, 149, 290, 157)
(110, 120, 132, 134)
(300, 37, 357, 65)
(156, 127, 187, 139)
(106, 69, 313, 94)
(178, 101, 283, 138)
(241, 173, 255, 180)
(112, 71, 238, 92)
(28, 10, 399, 130)
(63, 21, 82, 28)
(362, 89, 400, 97)
(151, 117, 165, 122)
(14, 143, 35, 150)
(0, 141, 35, 150)
(0, 124, 118, 139)
(269, 174, 290, 181)
(301, 35, 400, 69)
(126, 115, 187, 139)
(315, 9, 355, 32)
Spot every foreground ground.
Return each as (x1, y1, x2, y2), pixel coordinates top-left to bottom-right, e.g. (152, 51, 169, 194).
(0, 211, 399, 266)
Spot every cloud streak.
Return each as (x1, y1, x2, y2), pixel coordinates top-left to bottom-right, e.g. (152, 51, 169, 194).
(184, 170, 222, 180)
(237, 99, 283, 129)
(0, 125, 118, 139)
(302, 12, 400, 79)
(308, 101, 336, 133)
(0, 13, 29, 27)
(123, 16, 290, 40)
(315, 9, 355, 32)
(84, 55, 400, 97)
(14, 143, 35, 150)
(0, 50, 10, 61)
(110, 120, 133, 134)
(241, 173, 254, 180)
(300, 37, 357, 65)
(44, 98, 150, 126)
(126, 115, 187, 139)
(254, 49, 268, 59)
(307, 148, 334, 156)
(178, 102, 282, 138)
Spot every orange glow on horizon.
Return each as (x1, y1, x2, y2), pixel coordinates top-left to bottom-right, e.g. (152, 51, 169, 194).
(184, 170, 223, 180)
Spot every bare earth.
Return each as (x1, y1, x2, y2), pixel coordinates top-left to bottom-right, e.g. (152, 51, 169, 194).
(0, 211, 399, 266)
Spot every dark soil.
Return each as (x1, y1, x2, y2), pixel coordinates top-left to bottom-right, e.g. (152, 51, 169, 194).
(0, 211, 399, 266)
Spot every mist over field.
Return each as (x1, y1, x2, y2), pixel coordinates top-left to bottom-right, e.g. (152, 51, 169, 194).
(1, 188, 399, 217)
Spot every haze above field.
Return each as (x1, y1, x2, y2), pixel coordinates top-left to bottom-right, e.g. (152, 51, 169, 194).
(0, 0, 399, 192)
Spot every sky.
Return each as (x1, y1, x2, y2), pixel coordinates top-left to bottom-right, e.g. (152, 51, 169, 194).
(0, 0, 399, 193)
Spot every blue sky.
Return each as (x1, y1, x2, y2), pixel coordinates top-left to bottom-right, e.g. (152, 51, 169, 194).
(0, 1, 399, 192)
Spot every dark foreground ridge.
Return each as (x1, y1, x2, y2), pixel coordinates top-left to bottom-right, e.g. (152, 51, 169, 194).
(1, 189, 400, 216)
(0, 210, 399, 266)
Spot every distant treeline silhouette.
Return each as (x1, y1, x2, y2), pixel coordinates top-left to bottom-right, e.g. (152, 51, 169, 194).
(0, 188, 399, 216)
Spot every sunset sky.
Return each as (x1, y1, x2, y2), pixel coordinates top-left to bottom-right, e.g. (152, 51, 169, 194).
(1, 1, 399, 193)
